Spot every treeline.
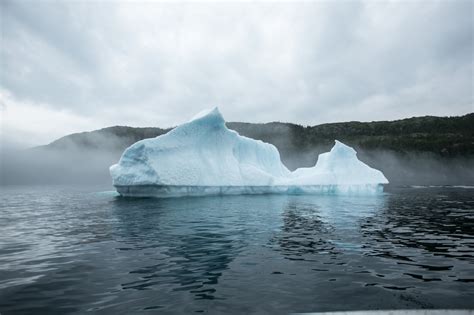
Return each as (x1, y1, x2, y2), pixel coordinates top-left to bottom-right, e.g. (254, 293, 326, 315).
(231, 113, 474, 157)
(40, 113, 474, 159)
(16, 112, 474, 185)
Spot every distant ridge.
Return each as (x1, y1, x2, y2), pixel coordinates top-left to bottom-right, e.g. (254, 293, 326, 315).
(38, 113, 474, 161)
(5, 113, 468, 185)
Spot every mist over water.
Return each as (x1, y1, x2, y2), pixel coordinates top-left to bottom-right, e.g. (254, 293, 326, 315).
(1, 143, 473, 186)
(358, 150, 474, 186)
(0, 145, 120, 185)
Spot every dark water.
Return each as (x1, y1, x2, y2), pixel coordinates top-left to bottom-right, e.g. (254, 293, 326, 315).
(0, 186, 473, 314)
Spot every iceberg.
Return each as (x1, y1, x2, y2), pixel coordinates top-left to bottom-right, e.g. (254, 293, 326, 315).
(110, 108, 388, 197)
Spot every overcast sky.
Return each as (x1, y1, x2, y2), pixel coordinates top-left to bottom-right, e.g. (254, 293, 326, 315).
(1, 0, 473, 147)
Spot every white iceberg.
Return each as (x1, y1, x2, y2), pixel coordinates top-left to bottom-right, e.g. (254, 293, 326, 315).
(110, 108, 388, 197)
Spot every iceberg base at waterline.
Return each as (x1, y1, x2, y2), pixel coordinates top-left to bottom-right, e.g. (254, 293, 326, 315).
(114, 184, 385, 198)
(110, 108, 389, 198)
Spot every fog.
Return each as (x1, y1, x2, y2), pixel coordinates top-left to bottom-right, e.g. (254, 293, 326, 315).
(1, 139, 473, 186)
(357, 150, 474, 186)
(280, 146, 474, 186)
(1, 145, 120, 186)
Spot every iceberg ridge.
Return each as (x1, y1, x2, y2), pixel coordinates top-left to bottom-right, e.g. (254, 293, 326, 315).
(110, 108, 388, 197)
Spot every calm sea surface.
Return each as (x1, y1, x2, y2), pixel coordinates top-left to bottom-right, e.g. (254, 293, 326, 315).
(0, 185, 473, 314)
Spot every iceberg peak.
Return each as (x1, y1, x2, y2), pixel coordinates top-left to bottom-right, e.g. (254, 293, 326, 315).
(110, 108, 389, 197)
(331, 140, 357, 157)
(188, 107, 225, 127)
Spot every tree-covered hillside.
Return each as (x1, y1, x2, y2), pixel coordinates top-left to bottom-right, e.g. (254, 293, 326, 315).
(6, 112, 470, 185)
(231, 113, 474, 158)
(41, 113, 474, 159)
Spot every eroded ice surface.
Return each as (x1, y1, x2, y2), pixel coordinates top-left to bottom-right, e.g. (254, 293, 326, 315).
(110, 108, 388, 197)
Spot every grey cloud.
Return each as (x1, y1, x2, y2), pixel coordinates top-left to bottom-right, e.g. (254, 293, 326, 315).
(3, 1, 99, 70)
(0, 0, 472, 145)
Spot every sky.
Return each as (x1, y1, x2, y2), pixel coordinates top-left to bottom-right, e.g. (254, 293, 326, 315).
(1, 0, 473, 148)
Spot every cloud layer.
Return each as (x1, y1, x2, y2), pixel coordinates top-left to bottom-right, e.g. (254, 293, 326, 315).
(1, 0, 473, 147)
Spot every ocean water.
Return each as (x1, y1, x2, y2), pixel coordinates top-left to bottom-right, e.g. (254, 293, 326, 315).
(0, 185, 473, 314)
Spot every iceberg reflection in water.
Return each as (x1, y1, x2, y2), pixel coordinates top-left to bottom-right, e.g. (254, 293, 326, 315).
(0, 186, 473, 314)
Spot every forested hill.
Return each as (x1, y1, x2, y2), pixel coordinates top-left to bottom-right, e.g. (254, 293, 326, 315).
(40, 113, 474, 159)
(227, 113, 474, 165)
(8, 112, 470, 185)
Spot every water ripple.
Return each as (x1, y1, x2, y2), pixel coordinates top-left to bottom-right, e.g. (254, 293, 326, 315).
(0, 186, 473, 314)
